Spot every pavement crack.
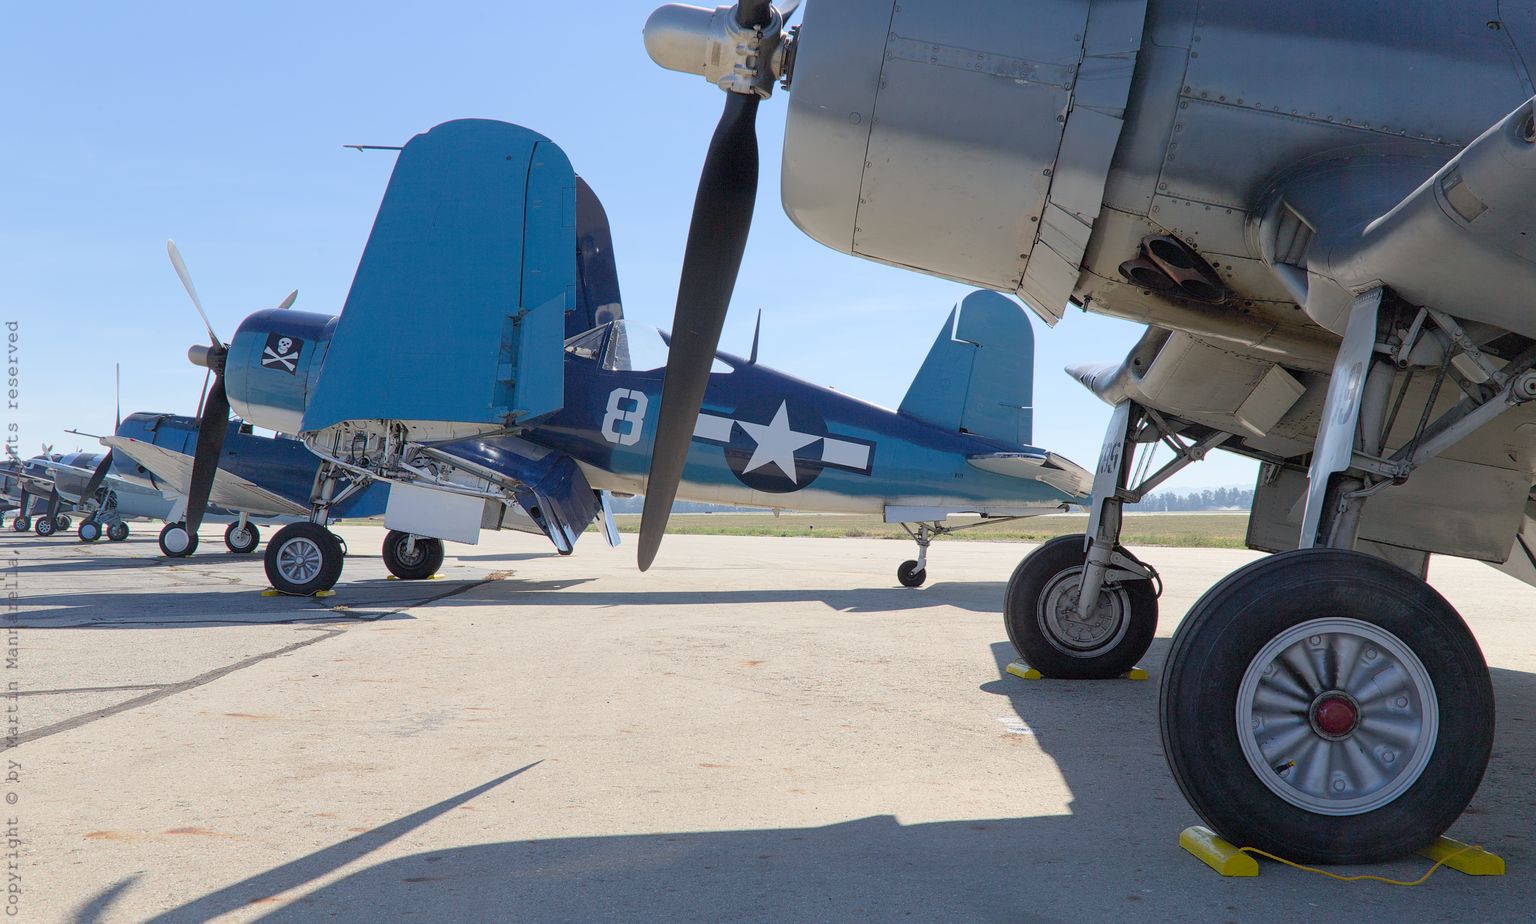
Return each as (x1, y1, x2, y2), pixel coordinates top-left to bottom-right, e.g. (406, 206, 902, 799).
(7, 630, 345, 748)
(16, 683, 169, 697)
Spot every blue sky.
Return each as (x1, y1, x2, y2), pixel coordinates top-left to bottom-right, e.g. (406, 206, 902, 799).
(2, 1, 1256, 491)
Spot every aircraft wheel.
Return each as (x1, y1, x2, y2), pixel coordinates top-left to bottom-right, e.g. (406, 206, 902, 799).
(224, 521, 261, 554)
(381, 530, 444, 580)
(896, 560, 926, 588)
(56, 516, 71, 531)
(107, 522, 129, 542)
(1160, 548, 1493, 865)
(158, 522, 198, 557)
(1004, 534, 1157, 679)
(264, 522, 344, 595)
(77, 520, 101, 543)
(11, 516, 29, 533)
(33, 515, 55, 537)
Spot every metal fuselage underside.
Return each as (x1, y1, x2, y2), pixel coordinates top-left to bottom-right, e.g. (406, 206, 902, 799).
(780, 0, 1536, 570)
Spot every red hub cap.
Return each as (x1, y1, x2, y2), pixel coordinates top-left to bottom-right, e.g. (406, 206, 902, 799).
(1312, 695, 1358, 738)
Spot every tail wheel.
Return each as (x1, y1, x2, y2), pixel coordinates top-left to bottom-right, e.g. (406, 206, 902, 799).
(77, 520, 101, 543)
(224, 521, 261, 554)
(1159, 548, 1493, 865)
(896, 560, 927, 588)
(1003, 534, 1158, 678)
(158, 522, 198, 557)
(264, 522, 345, 595)
(34, 516, 56, 537)
(381, 530, 445, 580)
(107, 522, 129, 542)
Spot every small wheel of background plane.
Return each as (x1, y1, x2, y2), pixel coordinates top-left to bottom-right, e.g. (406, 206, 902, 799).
(56, 515, 71, 531)
(264, 522, 344, 595)
(1004, 534, 1157, 679)
(224, 521, 261, 554)
(77, 520, 101, 542)
(382, 530, 444, 580)
(158, 522, 198, 557)
(896, 559, 926, 588)
(107, 521, 130, 542)
(12, 517, 29, 533)
(1159, 548, 1493, 865)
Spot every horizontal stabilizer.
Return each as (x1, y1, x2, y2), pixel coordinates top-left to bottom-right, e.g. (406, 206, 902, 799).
(966, 451, 1092, 499)
(899, 290, 1035, 445)
(304, 119, 577, 432)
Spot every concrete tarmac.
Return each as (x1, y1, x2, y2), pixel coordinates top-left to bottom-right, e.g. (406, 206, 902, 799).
(7, 524, 1536, 921)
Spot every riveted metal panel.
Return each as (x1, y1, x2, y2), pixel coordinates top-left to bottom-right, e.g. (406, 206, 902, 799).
(783, 0, 1149, 323)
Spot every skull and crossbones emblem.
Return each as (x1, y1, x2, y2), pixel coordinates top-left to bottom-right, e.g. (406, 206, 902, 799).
(261, 331, 303, 374)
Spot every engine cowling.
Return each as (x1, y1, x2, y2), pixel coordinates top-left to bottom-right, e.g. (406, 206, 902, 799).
(223, 308, 338, 434)
(780, 0, 1146, 322)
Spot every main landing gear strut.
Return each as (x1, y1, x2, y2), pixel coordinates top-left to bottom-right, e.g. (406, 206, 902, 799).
(264, 463, 351, 596)
(260, 465, 442, 595)
(1004, 400, 1213, 678)
(1047, 289, 1518, 863)
(1159, 290, 1520, 863)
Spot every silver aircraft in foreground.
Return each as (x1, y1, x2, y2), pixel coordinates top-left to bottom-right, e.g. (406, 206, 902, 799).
(639, 0, 1536, 864)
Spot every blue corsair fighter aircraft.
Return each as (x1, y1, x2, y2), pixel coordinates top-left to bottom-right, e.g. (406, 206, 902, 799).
(99, 414, 388, 555)
(156, 118, 1088, 596)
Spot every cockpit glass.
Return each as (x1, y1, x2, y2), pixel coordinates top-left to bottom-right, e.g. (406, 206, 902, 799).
(603, 321, 669, 372)
(562, 325, 610, 362)
(597, 320, 734, 374)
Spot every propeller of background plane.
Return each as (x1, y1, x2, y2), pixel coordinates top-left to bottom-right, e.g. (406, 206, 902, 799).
(169, 240, 297, 540)
(73, 363, 125, 519)
(636, 0, 797, 570)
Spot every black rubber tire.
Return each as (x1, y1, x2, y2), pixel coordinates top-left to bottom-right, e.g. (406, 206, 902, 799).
(56, 516, 70, 531)
(11, 517, 29, 533)
(381, 530, 445, 580)
(1003, 534, 1157, 679)
(158, 522, 198, 557)
(77, 520, 101, 543)
(224, 521, 261, 554)
(1159, 548, 1494, 865)
(263, 522, 345, 595)
(34, 515, 55, 537)
(896, 560, 927, 588)
(107, 522, 129, 542)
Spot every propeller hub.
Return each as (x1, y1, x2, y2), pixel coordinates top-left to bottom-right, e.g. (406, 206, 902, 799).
(644, 2, 789, 98)
(187, 343, 227, 373)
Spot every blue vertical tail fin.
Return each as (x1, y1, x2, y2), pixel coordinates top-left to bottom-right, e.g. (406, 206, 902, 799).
(898, 290, 1035, 445)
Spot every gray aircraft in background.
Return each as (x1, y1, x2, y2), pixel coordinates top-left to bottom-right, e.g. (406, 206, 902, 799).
(640, 0, 1536, 864)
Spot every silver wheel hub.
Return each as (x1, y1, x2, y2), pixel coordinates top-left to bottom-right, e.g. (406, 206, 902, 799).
(1037, 566, 1129, 656)
(277, 537, 324, 585)
(231, 527, 251, 546)
(1237, 617, 1438, 816)
(163, 527, 189, 553)
(396, 537, 425, 567)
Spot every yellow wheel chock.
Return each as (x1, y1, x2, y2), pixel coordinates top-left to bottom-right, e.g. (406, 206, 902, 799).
(1006, 660, 1147, 681)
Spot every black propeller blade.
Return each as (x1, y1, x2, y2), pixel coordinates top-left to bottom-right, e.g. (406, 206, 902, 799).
(167, 240, 231, 539)
(184, 363, 229, 535)
(637, 2, 776, 571)
(79, 451, 114, 514)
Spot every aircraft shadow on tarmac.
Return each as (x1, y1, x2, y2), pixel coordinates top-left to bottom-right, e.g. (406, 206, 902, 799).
(417, 576, 1012, 615)
(71, 644, 1536, 923)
